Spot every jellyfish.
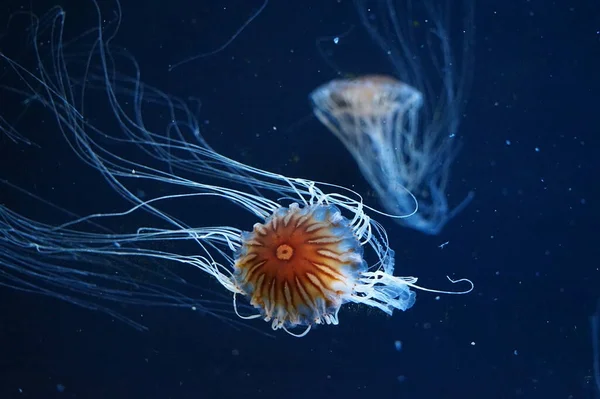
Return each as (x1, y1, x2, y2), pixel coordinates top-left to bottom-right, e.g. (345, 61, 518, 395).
(310, 0, 475, 235)
(0, 0, 472, 336)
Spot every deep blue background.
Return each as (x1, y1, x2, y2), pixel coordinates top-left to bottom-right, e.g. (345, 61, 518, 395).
(0, 0, 598, 398)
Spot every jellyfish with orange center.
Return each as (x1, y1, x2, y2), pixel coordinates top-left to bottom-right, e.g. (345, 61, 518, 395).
(311, 1, 475, 235)
(233, 203, 368, 334)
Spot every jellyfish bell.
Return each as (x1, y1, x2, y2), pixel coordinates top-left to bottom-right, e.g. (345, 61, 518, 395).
(233, 202, 369, 334)
(318, 75, 424, 120)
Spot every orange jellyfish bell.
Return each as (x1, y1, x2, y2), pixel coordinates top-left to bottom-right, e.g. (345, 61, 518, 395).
(233, 202, 367, 335)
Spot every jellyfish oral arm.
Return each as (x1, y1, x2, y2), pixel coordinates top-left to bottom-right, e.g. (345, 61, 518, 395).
(351, 272, 417, 315)
(351, 271, 474, 316)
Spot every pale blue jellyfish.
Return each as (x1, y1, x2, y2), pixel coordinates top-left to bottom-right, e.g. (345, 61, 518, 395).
(0, 0, 472, 336)
(310, 0, 475, 235)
